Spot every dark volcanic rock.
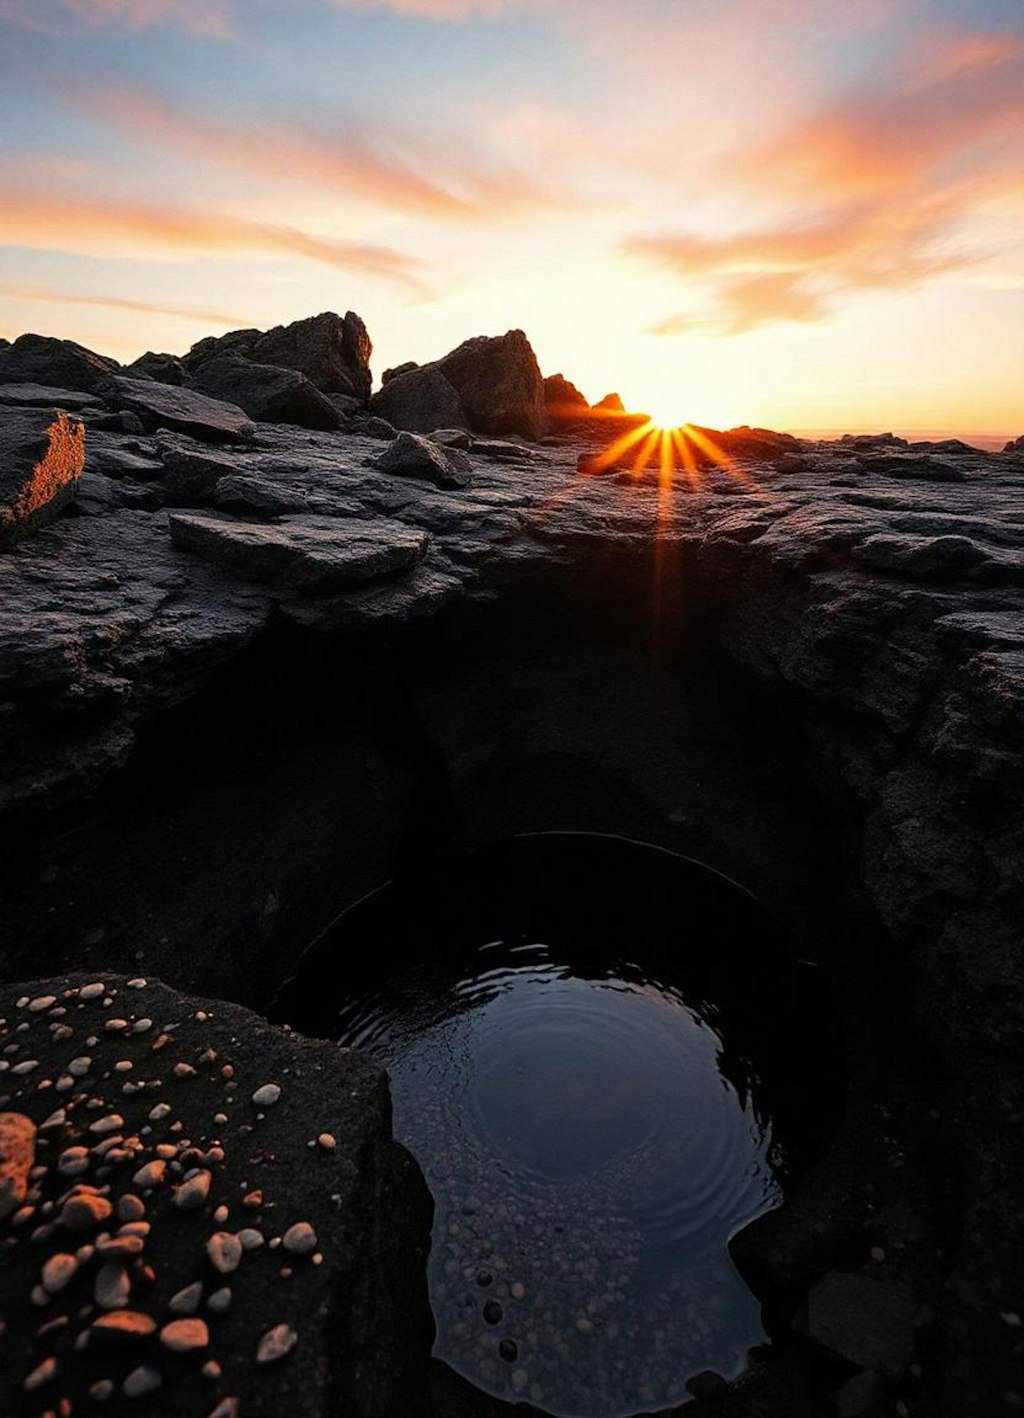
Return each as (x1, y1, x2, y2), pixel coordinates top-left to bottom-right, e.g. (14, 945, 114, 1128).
(0, 972, 433, 1418)
(433, 330, 548, 440)
(188, 355, 341, 431)
(111, 378, 255, 443)
(253, 312, 372, 401)
(126, 352, 185, 386)
(0, 409, 85, 546)
(369, 365, 466, 434)
(1003, 434, 1024, 456)
(186, 314, 372, 403)
(382, 361, 418, 385)
(0, 334, 120, 394)
(375, 431, 473, 489)
(543, 373, 590, 423)
(0, 384, 103, 412)
(796, 1272, 919, 1378)
(158, 441, 243, 503)
(168, 511, 429, 592)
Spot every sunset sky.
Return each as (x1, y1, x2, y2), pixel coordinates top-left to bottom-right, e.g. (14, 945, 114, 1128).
(0, 0, 1021, 438)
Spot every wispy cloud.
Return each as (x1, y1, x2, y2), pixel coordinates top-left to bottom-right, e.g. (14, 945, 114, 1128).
(0, 284, 247, 326)
(626, 27, 1024, 336)
(0, 183, 431, 296)
(63, 80, 579, 223)
(0, 0, 234, 35)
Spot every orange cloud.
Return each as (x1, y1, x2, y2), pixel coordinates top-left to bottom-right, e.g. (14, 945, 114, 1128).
(0, 284, 247, 326)
(0, 184, 430, 296)
(66, 81, 577, 223)
(626, 27, 1024, 335)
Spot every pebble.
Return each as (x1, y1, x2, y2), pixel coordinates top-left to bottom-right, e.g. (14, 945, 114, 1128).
(173, 1063, 196, 1079)
(41, 1253, 78, 1294)
(317, 1133, 336, 1150)
(79, 984, 106, 1001)
(174, 1170, 212, 1210)
(207, 1400, 239, 1418)
(88, 1115, 124, 1136)
(161, 1318, 209, 1352)
(92, 1311, 157, 1341)
(256, 1323, 298, 1363)
(123, 1365, 162, 1398)
(89, 1379, 115, 1401)
(169, 1282, 204, 1315)
(68, 1057, 92, 1077)
(483, 1299, 503, 1326)
(104, 1019, 129, 1033)
(96, 1234, 144, 1259)
(214, 1204, 229, 1225)
(23, 1356, 58, 1390)
(60, 1193, 113, 1232)
(252, 1084, 281, 1108)
(207, 1232, 243, 1274)
(11, 1060, 39, 1076)
(499, 1338, 519, 1363)
(28, 996, 57, 1013)
(131, 1019, 153, 1033)
(58, 1147, 90, 1178)
(118, 1195, 146, 1223)
(238, 1228, 264, 1251)
(282, 1221, 317, 1255)
(207, 1287, 232, 1314)
(39, 1108, 66, 1129)
(202, 1361, 222, 1380)
(132, 1160, 167, 1189)
(95, 1262, 131, 1310)
(148, 1103, 171, 1122)
(127, 979, 148, 989)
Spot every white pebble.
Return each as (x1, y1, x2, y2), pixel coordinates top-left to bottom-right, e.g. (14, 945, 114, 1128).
(28, 996, 57, 1013)
(127, 979, 148, 989)
(131, 1019, 153, 1034)
(79, 984, 106, 1001)
(12, 1059, 39, 1076)
(41, 1253, 79, 1294)
(207, 1232, 242, 1274)
(251, 1084, 281, 1108)
(170, 1281, 204, 1314)
(282, 1222, 317, 1256)
(122, 1366, 162, 1399)
(256, 1323, 297, 1363)
(148, 1103, 171, 1122)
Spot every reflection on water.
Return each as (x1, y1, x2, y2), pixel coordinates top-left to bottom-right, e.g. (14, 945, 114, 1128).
(276, 833, 841, 1418)
(340, 945, 779, 1414)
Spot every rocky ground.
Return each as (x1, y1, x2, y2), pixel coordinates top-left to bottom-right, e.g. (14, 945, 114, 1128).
(0, 315, 1022, 1417)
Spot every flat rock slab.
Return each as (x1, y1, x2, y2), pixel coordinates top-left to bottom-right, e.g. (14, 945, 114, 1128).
(112, 379, 255, 444)
(0, 385, 103, 411)
(0, 973, 432, 1418)
(168, 512, 429, 592)
(0, 410, 84, 546)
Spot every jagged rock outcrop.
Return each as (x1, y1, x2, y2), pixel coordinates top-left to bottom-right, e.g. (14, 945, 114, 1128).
(0, 973, 433, 1418)
(368, 365, 466, 434)
(432, 329, 548, 440)
(184, 313, 372, 404)
(543, 373, 590, 424)
(0, 409, 85, 546)
(126, 352, 186, 386)
(188, 355, 341, 432)
(0, 334, 121, 394)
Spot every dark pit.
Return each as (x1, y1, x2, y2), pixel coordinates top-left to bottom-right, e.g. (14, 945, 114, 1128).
(276, 833, 843, 1417)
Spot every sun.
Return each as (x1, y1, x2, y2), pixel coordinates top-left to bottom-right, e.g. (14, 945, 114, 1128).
(641, 400, 688, 432)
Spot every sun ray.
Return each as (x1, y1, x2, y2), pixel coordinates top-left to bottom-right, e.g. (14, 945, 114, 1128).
(670, 427, 702, 492)
(583, 419, 657, 476)
(682, 424, 733, 470)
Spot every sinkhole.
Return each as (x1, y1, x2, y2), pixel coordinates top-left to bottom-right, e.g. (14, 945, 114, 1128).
(277, 833, 844, 1417)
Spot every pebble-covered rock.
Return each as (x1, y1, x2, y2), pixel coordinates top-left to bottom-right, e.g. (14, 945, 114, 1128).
(256, 1323, 298, 1364)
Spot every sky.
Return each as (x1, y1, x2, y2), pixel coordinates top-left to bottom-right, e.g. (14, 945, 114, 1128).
(0, 0, 1022, 438)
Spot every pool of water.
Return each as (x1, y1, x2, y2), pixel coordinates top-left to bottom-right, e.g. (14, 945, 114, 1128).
(277, 834, 841, 1416)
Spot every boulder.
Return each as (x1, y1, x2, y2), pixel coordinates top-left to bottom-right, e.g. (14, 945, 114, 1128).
(433, 329, 548, 440)
(374, 431, 473, 489)
(111, 377, 255, 443)
(168, 512, 429, 593)
(594, 392, 626, 413)
(157, 442, 243, 504)
(543, 373, 590, 423)
(369, 365, 466, 434)
(188, 355, 341, 431)
(126, 352, 185, 386)
(0, 334, 120, 394)
(0, 972, 433, 1417)
(796, 1272, 919, 1378)
(253, 312, 372, 401)
(0, 409, 85, 546)
(1002, 434, 1024, 457)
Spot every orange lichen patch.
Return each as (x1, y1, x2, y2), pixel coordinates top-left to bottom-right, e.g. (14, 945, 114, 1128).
(0, 1112, 36, 1223)
(11, 413, 85, 524)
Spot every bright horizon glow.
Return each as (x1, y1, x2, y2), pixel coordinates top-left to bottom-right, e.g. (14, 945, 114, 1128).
(0, 0, 1021, 440)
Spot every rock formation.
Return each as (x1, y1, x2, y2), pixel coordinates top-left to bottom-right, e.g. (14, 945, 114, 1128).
(0, 319, 1022, 1418)
(0, 409, 85, 545)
